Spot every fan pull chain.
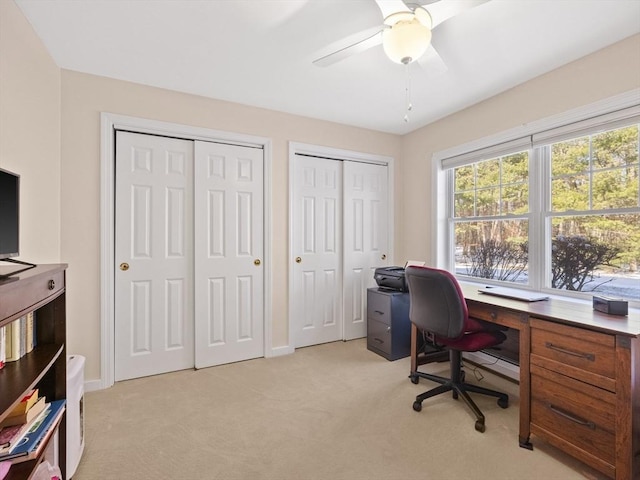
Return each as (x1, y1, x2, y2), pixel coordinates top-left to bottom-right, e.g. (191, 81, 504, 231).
(404, 62, 413, 123)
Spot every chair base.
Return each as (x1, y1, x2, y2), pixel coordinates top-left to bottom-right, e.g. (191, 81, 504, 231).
(412, 350, 509, 432)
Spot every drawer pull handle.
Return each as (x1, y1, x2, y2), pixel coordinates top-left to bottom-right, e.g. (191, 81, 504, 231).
(544, 342, 595, 361)
(48, 279, 55, 290)
(547, 403, 596, 430)
(374, 310, 384, 315)
(373, 337, 384, 344)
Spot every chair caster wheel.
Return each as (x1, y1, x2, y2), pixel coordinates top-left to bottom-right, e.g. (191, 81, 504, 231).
(413, 401, 422, 412)
(475, 421, 486, 433)
(498, 397, 509, 409)
(410, 374, 419, 385)
(452, 391, 458, 400)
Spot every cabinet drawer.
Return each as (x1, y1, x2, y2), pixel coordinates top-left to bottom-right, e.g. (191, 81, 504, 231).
(367, 318, 392, 356)
(367, 290, 391, 325)
(0, 270, 65, 321)
(530, 318, 615, 391)
(530, 364, 615, 468)
(468, 302, 527, 329)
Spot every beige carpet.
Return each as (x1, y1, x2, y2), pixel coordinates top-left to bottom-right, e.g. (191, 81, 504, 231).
(74, 339, 605, 480)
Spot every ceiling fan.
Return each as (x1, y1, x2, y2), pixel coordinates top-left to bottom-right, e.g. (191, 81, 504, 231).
(313, 0, 488, 70)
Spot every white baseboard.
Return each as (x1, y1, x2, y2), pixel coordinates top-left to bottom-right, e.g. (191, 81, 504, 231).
(84, 379, 104, 393)
(266, 345, 295, 358)
(463, 351, 520, 382)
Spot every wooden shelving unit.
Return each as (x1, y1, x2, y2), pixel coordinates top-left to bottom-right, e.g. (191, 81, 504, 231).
(0, 264, 68, 480)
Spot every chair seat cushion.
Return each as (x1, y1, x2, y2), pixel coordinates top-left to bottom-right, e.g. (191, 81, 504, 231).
(435, 330, 506, 352)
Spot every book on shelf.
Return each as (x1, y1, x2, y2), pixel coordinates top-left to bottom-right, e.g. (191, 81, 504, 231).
(0, 396, 46, 429)
(6, 390, 39, 418)
(19, 316, 26, 358)
(0, 326, 5, 370)
(0, 400, 66, 464)
(4, 321, 19, 362)
(0, 461, 10, 480)
(25, 312, 35, 354)
(0, 398, 48, 455)
(3, 314, 36, 362)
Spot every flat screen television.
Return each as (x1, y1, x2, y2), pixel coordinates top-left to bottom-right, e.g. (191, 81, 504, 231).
(0, 168, 35, 278)
(0, 168, 20, 260)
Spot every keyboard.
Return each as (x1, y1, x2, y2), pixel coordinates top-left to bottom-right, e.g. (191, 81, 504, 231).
(478, 286, 549, 302)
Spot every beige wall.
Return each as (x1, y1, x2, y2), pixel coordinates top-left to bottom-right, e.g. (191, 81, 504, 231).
(399, 34, 640, 264)
(60, 71, 402, 381)
(0, 0, 60, 263)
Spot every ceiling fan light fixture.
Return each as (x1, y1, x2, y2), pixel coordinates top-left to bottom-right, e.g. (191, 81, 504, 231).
(382, 14, 432, 64)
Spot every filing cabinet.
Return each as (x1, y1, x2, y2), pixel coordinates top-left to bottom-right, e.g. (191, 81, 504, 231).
(367, 287, 412, 360)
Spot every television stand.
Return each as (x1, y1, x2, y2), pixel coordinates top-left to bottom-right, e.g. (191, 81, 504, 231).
(0, 257, 37, 279)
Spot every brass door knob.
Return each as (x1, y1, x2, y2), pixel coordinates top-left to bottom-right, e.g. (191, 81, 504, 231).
(120, 263, 129, 271)
(295, 257, 302, 263)
(254, 259, 261, 266)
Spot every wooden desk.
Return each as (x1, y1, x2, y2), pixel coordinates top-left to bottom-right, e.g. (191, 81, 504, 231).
(410, 283, 640, 480)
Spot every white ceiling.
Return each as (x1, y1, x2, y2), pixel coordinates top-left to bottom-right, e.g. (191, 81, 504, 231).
(15, 0, 640, 135)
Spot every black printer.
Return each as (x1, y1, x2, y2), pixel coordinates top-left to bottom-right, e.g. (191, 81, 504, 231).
(374, 266, 407, 292)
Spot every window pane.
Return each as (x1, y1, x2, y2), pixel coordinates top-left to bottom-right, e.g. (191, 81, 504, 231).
(551, 175, 589, 211)
(476, 187, 500, 216)
(454, 165, 474, 191)
(592, 125, 639, 169)
(551, 125, 640, 212)
(503, 184, 529, 214)
(502, 152, 529, 183)
(551, 137, 589, 176)
(476, 159, 500, 188)
(592, 166, 639, 209)
(454, 220, 528, 283)
(550, 214, 640, 300)
(454, 192, 474, 217)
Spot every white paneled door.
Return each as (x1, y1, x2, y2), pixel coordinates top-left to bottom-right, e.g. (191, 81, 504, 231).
(291, 154, 390, 348)
(194, 142, 264, 368)
(115, 131, 264, 381)
(343, 161, 389, 340)
(115, 132, 195, 381)
(291, 155, 343, 348)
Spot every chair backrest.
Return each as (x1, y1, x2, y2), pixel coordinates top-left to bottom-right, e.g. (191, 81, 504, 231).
(405, 266, 469, 340)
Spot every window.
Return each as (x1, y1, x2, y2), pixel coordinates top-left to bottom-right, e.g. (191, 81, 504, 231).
(546, 125, 639, 299)
(438, 101, 640, 304)
(453, 152, 530, 284)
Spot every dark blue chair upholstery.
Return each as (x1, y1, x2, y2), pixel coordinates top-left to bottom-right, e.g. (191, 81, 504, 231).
(405, 265, 509, 432)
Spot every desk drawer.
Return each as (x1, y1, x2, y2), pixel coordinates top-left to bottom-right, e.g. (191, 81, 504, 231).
(467, 302, 526, 329)
(367, 290, 392, 325)
(367, 318, 392, 356)
(530, 364, 615, 470)
(530, 318, 615, 391)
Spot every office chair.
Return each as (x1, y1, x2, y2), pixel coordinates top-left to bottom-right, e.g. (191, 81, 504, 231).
(405, 266, 509, 432)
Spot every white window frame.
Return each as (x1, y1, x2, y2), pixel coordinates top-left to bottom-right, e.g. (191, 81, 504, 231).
(432, 89, 640, 304)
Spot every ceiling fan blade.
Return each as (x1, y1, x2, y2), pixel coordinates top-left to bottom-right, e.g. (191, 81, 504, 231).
(374, 0, 412, 20)
(416, 45, 448, 74)
(313, 28, 383, 67)
(426, 0, 489, 28)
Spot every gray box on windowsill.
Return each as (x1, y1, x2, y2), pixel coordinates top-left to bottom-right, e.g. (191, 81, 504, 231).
(592, 295, 628, 316)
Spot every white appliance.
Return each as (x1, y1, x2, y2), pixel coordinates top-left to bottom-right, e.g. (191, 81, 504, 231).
(67, 355, 85, 478)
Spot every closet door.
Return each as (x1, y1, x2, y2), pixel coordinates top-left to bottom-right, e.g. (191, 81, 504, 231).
(194, 141, 265, 368)
(114, 131, 194, 381)
(343, 161, 389, 340)
(291, 155, 343, 348)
